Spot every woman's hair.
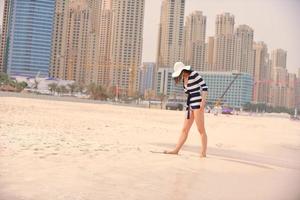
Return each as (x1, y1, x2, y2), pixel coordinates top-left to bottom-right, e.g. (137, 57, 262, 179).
(182, 69, 192, 74)
(174, 69, 192, 84)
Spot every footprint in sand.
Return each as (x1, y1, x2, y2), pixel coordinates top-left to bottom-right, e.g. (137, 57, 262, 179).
(80, 149, 90, 154)
(40, 152, 57, 159)
(216, 143, 223, 148)
(94, 148, 109, 152)
(216, 143, 235, 148)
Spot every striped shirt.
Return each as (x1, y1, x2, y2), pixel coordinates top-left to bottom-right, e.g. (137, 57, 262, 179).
(183, 71, 208, 118)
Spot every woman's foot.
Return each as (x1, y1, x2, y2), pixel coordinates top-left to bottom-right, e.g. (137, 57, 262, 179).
(200, 152, 206, 158)
(163, 150, 179, 155)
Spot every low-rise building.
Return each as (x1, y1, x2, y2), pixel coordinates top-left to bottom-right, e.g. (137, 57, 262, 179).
(200, 71, 253, 108)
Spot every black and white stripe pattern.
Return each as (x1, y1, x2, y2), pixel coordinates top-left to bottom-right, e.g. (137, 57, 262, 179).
(183, 71, 208, 111)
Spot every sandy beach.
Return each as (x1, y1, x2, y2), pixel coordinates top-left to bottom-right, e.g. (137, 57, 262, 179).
(0, 97, 300, 200)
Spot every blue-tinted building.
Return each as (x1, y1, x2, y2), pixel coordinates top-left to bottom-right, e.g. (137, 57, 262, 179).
(138, 62, 156, 95)
(200, 72, 253, 108)
(6, 0, 55, 77)
(156, 67, 184, 98)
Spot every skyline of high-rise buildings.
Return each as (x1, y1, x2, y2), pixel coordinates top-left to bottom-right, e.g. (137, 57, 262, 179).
(49, 0, 145, 96)
(0, 0, 299, 109)
(155, 2, 298, 109)
(0, 0, 299, 73)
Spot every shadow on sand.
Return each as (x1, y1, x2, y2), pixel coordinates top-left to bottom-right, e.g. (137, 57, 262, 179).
(151, 143, 300, 170)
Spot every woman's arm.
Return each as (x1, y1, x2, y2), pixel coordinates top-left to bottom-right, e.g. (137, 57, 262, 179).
(199, 75, 208, 108)
(201, 91, 208, 107)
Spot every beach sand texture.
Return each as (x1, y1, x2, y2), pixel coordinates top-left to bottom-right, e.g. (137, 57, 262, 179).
(0, 97, 300, 200)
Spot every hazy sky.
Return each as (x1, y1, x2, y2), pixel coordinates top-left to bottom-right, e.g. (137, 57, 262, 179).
(0, 0, 299, 73)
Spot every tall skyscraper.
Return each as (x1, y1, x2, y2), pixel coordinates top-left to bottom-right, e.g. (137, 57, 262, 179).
(269, 49, 288, 107)
(0, 0, 10, 73)
(271, 49, 287, 69)
(233, 25, 254, 74)
(0, 26, 2, 51)
(110, 0, 145, 97)
(3, 0, 56, 77)
(84, 0, 103, 84)
(205, 36, 214, 71)
(64, 0, 91, 83)
(50, 0, 70, 79)
(95, 0, 112, 86)
(184, 11, 206, 71)
(215, 13, 235, 35)
(286, 73, 296, 109)
(156, 0, 185, 68)
(252, 41, 270, 103)
(296, 68, 300, 109)
(213, 13, 235, 72)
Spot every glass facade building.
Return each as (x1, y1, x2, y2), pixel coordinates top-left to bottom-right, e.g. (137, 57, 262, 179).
(156, 67, 185, 98)
(138, 62, 156, 95)
(200, 71, 253, 108)
(6, 0, 55, 77)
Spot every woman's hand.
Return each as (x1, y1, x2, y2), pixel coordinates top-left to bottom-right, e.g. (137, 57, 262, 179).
(200, 91, 208, 112)
(200, 100, 206, 112)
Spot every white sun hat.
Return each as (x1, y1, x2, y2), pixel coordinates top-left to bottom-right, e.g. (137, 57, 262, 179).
(172, 62, 191, 78)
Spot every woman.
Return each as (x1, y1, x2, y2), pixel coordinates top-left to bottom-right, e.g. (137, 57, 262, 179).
(164, 62, 208, 157)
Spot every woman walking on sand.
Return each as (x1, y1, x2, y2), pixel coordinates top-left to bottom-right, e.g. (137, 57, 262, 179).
(164, 62, 208, 157)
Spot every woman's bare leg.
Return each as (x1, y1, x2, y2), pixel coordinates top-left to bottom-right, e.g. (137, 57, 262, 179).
(165, 112, 194, 154)
(194, 108, 207, 157)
